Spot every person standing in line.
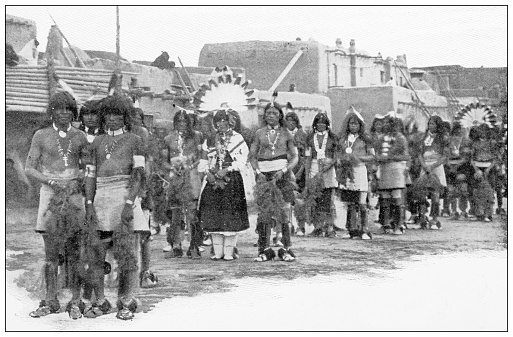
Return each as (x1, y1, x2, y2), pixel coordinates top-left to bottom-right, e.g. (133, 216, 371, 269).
(304, 113, 340, 238)
(417, 115, 450, 229)
(285, 108, 308, 236)
(27, 92, 90, 319)
(249, 102, 298, 262)
(85, 95, 151, 320)
(197, 109, 250, 260)
(161, 110, 203, 258)
(79, 100, 104, 142)
(468, 124, 498, 222)
(337, 109, 375, 240)
(375, 112, 410, 235)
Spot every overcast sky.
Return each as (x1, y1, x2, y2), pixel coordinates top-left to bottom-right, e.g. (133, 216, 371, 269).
(6, 5, 508, 69)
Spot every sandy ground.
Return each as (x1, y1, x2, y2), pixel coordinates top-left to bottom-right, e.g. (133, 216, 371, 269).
(4, 201, 508, 331)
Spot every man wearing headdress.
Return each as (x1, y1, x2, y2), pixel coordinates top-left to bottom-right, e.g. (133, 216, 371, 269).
(161, 109, 203, 258)
(84, 95, 152, 320)
(27, 92, 90, 319)
(249, 102, 298, 262)
(197, 109, 250, 260)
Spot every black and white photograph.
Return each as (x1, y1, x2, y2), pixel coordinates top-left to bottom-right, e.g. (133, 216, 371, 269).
(3, 4, 508, 332)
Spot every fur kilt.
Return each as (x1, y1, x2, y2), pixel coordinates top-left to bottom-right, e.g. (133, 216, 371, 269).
(199, 171, 250, 233)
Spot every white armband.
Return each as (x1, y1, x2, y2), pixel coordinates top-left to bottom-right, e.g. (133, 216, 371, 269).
(85, 164, 96, 178)
(305, 147, 312, 157)
(133, 155, 145, 168)
(198, 159, 209, 173)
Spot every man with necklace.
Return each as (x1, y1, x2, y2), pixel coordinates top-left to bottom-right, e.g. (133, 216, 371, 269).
(27, 92, 89, 319)
(85, 95, 152, 320)
(249, 102, 298, 262)
(161, 109, 203, 258)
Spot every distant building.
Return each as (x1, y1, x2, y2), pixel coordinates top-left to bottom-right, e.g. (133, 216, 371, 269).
(416, 65, 507, 108)
(199, 38, 411, 94)
(199, 38, 450, 133)
(6, 14, 37, 52)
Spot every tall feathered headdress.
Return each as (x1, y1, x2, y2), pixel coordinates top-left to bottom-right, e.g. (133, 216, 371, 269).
(453, 102, 498, 129)
(193, 65, 257, 115)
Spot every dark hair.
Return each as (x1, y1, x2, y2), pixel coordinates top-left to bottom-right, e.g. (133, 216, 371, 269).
(285, 111, 301, 129)
(469, 123, 491, 141)
(263, 102, 285, 127)
(98, 95, 134, 131)
(47, 91, 78, 120)
(394, 118, 405, 135)
(308, 113, 337, 144)
(131, 107, 147, 128)
(213, 109, 242, 133)
(173, 109, 194, 140)
(311, 113, 330, 131)
(450, 122, 463, 136)
(370, 116, 385, 133)
(424, 115, 449, 149)
(79, 100, 104, 134)
(344, 114, 372, 144)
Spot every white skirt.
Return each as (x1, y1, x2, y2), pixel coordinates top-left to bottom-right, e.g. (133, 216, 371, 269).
(310, 159, 338, 188)
(339, 163, 368, 192)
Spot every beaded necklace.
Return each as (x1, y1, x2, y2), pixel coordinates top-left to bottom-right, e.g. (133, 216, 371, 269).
(57, 137, 73, 167)
(314, 131, 328, 159)
(345, 133, 359, 154)
(104, 130, 124, 159)
(266, 126, 280, 156)
(216, 130, 232, 169)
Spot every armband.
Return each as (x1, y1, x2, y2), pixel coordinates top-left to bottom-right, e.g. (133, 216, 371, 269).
(133, 155, 145, 168)
(85, 165, 96, 178)
(255, 169, 261, 175)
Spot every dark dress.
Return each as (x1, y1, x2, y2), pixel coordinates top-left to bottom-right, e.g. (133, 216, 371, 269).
(199, 153, 250, 232)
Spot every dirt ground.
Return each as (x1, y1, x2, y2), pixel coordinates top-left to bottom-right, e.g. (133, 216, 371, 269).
(5, 199, 507, 316)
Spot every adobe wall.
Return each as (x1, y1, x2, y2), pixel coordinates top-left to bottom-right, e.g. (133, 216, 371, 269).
(199, 41, 321, 94)
(327, 86, 395, 134)
(6, 14, 37, 52)
(254, 91, 332, 131)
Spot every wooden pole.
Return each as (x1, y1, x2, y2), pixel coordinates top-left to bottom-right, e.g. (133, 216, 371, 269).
(115, 6, 122, 95)
(47, 11, 86, 68)
(178, 57, 196, 92)
(60, 48, 75, 67)
(269, 49, 304, 92)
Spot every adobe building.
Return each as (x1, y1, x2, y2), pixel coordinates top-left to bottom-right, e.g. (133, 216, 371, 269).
(200, 38, 449, 133)
(417, 65, 507, 117)
(199, 38, 410, 94)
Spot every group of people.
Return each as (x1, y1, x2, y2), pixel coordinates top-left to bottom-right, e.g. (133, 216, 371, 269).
(26, 91, 507, 321)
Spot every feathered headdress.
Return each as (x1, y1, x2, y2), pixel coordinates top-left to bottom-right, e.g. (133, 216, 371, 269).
(453, 102, 498, 129)
(340, 105, 365, 139)
(193, 65, 257, 115)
